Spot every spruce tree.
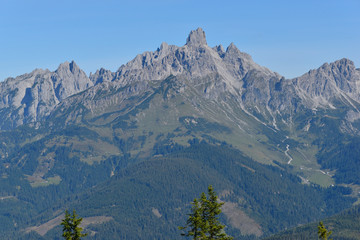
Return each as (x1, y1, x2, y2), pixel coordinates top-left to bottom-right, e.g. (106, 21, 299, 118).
(179, 198, 205, 239)
(206, 185, 232, 240)
(61, 210, 88, 240)
(179, 185, 233, 240)
(317, 221, 332, 240)
(62, 210, 72, 240)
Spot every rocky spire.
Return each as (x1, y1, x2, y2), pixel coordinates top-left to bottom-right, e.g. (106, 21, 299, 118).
(186, 28, 207, 47)
(56, 61, 81, 74)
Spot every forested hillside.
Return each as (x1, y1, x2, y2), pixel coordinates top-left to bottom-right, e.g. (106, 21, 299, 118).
(8, 142, 354, 239)
(266, 205, 360, 240)
(0, 28, 360, 239)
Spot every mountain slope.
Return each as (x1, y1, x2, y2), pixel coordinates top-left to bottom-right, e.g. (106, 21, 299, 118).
(0, 28, 360, 240)
(17, 143, 355, 239)
(0, 61, 92, 129)
(265, 205, 360, 240)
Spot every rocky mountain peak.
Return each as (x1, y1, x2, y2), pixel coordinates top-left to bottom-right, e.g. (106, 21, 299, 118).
(186, 27, 207, 46)
(226, 42, 237, 52)
(106, 28, 276, 93)
(55, 60, 81, 75)
(293, 58, 360, 108)
(160, 42, 168, 51)
(225, 43, 253, 62)
(214, 44, 225, 52)
(0, 60, 94, 129)
(69, 60, 79, 73)
(318, 58, 354, 73)
(90, 68, 115, 85)
(334, 58, 354, 66)
(329, 58, 356, 77)
(52, 61, 93, 101)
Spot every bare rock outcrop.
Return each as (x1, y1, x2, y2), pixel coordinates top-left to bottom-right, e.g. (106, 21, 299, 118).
(0, 61, 93, 129)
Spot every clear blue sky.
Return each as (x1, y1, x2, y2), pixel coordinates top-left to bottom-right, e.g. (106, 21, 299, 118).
(1, 0, 359, 81)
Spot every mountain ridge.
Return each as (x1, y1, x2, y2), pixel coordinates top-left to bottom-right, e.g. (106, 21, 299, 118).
(0, 28, 360, 239)
(2, 28, 360, 173)
(1, 28, 358, 132)
(0, 61, 92, 129)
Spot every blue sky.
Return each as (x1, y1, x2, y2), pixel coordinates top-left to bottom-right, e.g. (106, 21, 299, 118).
(1, 0, 359, 81)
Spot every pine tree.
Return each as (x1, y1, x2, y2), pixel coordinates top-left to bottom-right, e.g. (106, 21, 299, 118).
(206, 185, 232, 240)
(61, 210, 88, 240)
(179, 185, 233, 240)
(62, 210, 72, 240)
(317, 221, 332, 240)
(179, 198, 204, 239)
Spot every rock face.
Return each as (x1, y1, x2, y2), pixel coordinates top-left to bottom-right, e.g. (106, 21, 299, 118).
(47, 28, 291, 131)
(186, 27, 208, 46)
(1, 28, 360, 131)
(0, 61, 93, 129)
(52, 61, 92, 101)
(89, 68, 115, 85)
(112, 27, 275, 90)
(293, 58, 360, 108)
(83, 28, 298, 128)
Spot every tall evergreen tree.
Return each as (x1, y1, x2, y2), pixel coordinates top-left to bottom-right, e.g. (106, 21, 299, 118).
(179, 198, 205, 239)
(206, 185, 232, 240)
(317, 221, 332, 240)
(61, 210, 88, 240)
(62, 210, 73, 240)
(179, 185, 233, 240)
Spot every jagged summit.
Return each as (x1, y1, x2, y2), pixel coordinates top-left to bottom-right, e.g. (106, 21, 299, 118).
(1, 28, 359, 132)
(111, 27, 272, 88)
(56, 60, 81, 74)
(0, 59, 93, 129)
(90, 68, 115, 84)
(186, 27, 207, 46)
(328, 58, 356, 76)
(333, 58, 354, 67)
(292, 58, 360, 109)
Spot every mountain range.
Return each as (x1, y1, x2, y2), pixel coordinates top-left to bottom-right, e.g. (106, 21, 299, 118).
(0, 28, 359, 239)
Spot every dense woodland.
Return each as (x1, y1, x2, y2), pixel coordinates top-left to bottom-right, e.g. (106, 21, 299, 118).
(1, 106, 360, 239)
(266, 205, 360, 240)
(0, 141, 354, 239)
